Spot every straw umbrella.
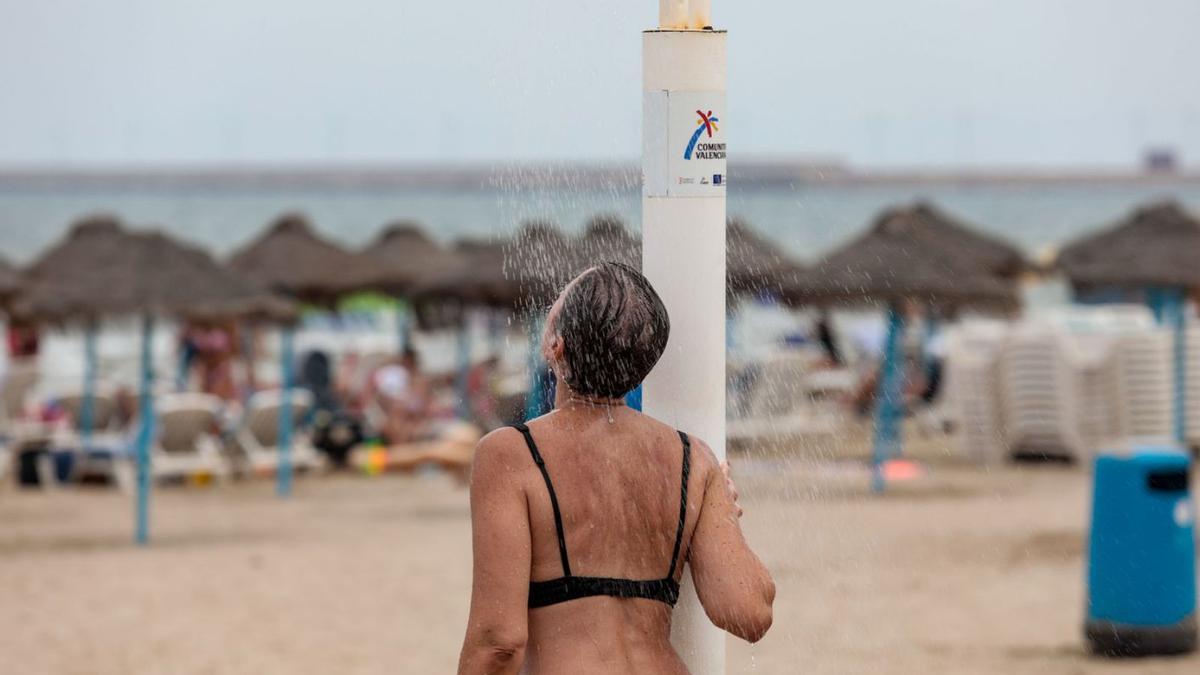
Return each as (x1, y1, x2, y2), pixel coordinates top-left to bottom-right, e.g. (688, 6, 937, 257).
(229, 214, 390, 496)
(836, 202, 1028, 373)
(885, 202, 1027, 280)
(14, 217, 295, 544)
(1057, 201, 1200, 444)
(787, 210, 1020, 492)
(362, 222, 459, 350)
(577, 215, 641, 269)
(727, 218, 805, 301)
(229, 213, 387, 304)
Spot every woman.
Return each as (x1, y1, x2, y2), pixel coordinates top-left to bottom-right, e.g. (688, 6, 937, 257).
(458, 263, 775, 674)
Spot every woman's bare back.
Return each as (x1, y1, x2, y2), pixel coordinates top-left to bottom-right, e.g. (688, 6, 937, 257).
(518, 407, 709, 673)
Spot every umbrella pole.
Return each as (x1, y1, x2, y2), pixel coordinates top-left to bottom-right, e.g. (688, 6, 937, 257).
(524, 313, 547, 421)
(455, 312, 472, 420)
(134, 314, 155, 545)
(872, 304, 907, 494)
(1148, 288, 1167, 325)
(277, 325, 295, 498)
(395, 301, 409, 353)
(1169, 288, 1188, 446)
(81, 320, 98, 458)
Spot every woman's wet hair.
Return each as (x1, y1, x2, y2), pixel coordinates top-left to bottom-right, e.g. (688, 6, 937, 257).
(553, 261, 670, 398)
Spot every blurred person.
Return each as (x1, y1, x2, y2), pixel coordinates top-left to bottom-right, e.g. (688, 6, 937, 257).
(814, 309, 843, 367)
(465, 355, 502, 429)
(6, 320, 39, 361)
(366, 348, 431, 444)
(299, 350, 364, 469)
(187, 322, 239, 401)
(458, 262, 774, 674)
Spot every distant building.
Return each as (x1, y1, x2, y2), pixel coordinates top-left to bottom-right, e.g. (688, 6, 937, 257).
(1143, 147, 1179, 174)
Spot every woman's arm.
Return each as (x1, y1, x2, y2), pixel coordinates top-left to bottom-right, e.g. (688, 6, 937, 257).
(687, 440, 776, 643)
(457, 430, 532, 674)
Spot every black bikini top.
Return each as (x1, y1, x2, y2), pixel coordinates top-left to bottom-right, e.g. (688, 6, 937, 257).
(511, 422, 692, 609)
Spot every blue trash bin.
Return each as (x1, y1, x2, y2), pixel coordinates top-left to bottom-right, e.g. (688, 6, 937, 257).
(1086, 447, 1197, 656)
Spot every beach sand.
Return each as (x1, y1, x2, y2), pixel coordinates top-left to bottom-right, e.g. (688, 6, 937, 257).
(2, 426, 1197, 674)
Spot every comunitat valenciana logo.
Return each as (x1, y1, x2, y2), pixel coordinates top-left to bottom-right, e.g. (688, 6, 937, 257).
(684, 109, 725, 161)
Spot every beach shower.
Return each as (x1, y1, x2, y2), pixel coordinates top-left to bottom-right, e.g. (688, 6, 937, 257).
(644, 1, 727, 672)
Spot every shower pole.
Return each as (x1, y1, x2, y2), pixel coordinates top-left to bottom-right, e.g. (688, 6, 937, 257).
(641, 2, 726, 672)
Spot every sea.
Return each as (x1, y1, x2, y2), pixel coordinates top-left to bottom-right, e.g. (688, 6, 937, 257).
(2, 170, 1200, 392)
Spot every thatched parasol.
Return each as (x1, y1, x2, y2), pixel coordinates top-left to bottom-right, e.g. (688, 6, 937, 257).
(576, 215, 641, 269)
(362, 222, 461, 296)
(1056, 200, 1200, 445)
(14, 216, 296, 324)
(1056, 201, 1200, 292)
(13, 216, 297, 545)
(727, 218, 805, 301)
(784, 207, 1019, 493)
(887, 202, 1027, 280)
(415, 222, 578, 311)
(228, 213, 387, 304)
(785, 208, 1019, 313)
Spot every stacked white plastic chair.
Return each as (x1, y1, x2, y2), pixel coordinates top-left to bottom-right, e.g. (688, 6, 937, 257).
(1067, 332, 1122, 454)
(943, 321, 1008, 464)
(1187, 320, 1200, 448)
(1113, 327, 1174, 441)
(1000, 323, 1087, 460)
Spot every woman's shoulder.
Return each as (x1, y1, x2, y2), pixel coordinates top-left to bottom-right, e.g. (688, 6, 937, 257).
(471, 426, 536, 483)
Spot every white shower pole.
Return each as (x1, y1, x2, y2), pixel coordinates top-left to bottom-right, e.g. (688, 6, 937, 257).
(642, 3, 727, 673)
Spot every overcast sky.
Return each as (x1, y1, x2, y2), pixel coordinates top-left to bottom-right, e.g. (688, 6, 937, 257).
(2, 0, 1198, 168)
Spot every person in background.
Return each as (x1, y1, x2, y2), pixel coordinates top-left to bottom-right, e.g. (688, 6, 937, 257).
(366, 348, 431, 444)
(299, 350, 363, 469)
(7, 320, 39, 361)
(814, 309, 843, 367)
(465, 355, 502, 430)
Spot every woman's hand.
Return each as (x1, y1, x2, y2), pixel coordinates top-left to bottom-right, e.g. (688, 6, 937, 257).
(721, 460, 743, 519)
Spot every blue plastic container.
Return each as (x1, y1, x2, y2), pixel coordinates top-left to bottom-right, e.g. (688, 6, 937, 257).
(1086, 447, 1197, 656)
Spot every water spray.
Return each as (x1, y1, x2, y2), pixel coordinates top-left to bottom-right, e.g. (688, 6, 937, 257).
(643, 3, 727, 672)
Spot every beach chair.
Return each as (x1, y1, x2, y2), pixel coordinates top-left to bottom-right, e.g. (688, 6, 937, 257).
(944, 322, 1009, 465)
(152, 392, 229, 484)
(1112, 328, 1174, 441)
(52, 387, 134, 486)
(727, 350, 839, 449)
(237, 388, 322, 477)
(0, 363, 54, 488)
(1000, 324, 1088, 461)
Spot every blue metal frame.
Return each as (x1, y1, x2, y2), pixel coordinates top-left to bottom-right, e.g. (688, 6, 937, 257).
(80, 322, 98, 457)
(455, 316, 472, 420)
(1166, 289, 1188, 445)
(871, 306, 907, 494)
(524, 314, 547, 421)
(134, 315, 154, 545)
(277, 326, 295, 498)
(1148, 287, 1189, 446)
(395, 302, 410, 353)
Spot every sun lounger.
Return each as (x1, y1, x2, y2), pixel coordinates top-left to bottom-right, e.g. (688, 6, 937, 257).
(238, 388, 322, 477)
(727, 351, 840, 449)
(944, 322, 1009, 464)
(1001, 324, 1088, 461)
(152, 392, 229, 483)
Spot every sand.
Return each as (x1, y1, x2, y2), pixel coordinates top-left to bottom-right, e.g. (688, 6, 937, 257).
(2, 428, 1198, 674)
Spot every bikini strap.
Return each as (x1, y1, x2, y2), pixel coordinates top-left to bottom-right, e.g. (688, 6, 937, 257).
(512, 423, 572, 577)
(667, 431, 692, 580)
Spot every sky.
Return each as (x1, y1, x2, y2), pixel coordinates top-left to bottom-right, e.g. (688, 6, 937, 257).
(1, 0, 1199, 169)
